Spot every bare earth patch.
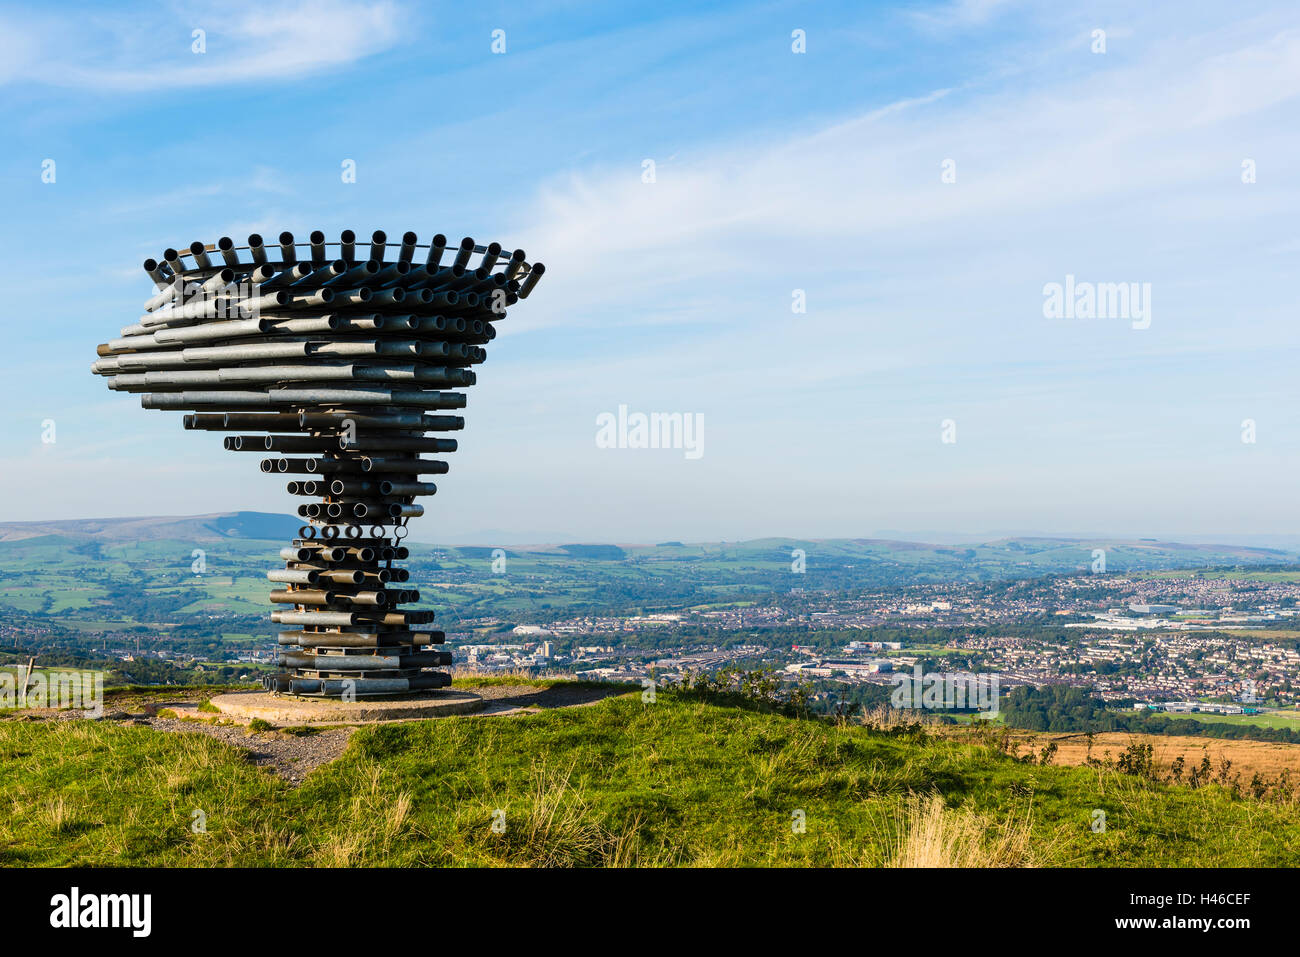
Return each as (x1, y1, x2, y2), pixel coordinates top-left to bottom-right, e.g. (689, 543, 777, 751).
(151, 719, 357, 786)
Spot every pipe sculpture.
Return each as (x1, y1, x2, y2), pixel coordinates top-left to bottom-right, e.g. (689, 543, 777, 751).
(93, 229, 545, 697)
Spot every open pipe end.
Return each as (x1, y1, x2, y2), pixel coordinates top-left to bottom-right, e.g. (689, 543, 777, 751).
(519, 262, 546, 297)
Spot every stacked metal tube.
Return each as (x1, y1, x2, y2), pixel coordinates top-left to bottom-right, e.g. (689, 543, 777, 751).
(93, 229, 545, 697)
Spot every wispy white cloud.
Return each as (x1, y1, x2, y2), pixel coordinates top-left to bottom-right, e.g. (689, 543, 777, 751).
(509, 20, 1300, 340)
(909, 0, 1022, 32)
(4, 0, 403, 91)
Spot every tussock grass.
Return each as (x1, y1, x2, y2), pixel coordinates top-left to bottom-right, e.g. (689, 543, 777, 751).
(451, 669, 545, 687)
(36, 796, 74, 835)
(887, 794, 1038, 868)
(451, 670, 629, 692)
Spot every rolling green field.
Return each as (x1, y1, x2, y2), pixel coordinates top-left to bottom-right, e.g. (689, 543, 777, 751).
(1, 686, 1297, 867)
(1163, 710, 1300, 730)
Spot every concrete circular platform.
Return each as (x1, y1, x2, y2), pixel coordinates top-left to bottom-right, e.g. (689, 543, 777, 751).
(208, 689, 486, 725)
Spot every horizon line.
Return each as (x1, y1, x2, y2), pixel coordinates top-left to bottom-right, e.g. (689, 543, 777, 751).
(0, 510, 1298, 553)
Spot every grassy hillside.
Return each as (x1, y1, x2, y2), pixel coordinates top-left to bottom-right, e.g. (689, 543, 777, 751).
(2, 686, 1297, 866)
(3, 519, 1298, 637)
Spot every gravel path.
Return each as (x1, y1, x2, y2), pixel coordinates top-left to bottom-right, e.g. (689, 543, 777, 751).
(149, 719, 358, 786)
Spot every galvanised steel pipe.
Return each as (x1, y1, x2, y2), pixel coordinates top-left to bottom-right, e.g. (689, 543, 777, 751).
(398, 231, 417, 264)
(144, 278, 182, 312)
(93, 226, 545, 698)
(289, 674, 450, 695)
(276, 628, 436, 646)
(262, 262, 312, 289)
(217, 236, 240, 267)
(342, 436, 458, 453)
(425, 233, 447, 269)
(503, 248, 527, 281)
(519, 262, 546, 298)
(300, 411, 462, 430)
(315, 569, 367, 585)
(111, 365, 470, 390)
(163, 247, 184, 275)
(144, 257, 170, 285)
(278, 650, 452, 670)
(309, 230, 328, 265)
(324, 260, 379, 287)
(297, 259, 347, 287)
(384, 481, 438, 496)
(141, 387, 469, 409)
(268, 569, 321, 585)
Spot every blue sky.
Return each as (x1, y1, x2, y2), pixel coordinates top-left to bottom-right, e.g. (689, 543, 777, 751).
(2, 0, 1299, 544)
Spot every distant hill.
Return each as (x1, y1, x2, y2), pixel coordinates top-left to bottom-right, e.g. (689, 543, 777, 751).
(559, 544, 627, 561)
(0, 511, 302, 544)
(0, 512, 1295, 573)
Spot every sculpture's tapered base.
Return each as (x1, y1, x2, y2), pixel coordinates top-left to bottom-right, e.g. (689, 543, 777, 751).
(264, 532, 450, 697)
